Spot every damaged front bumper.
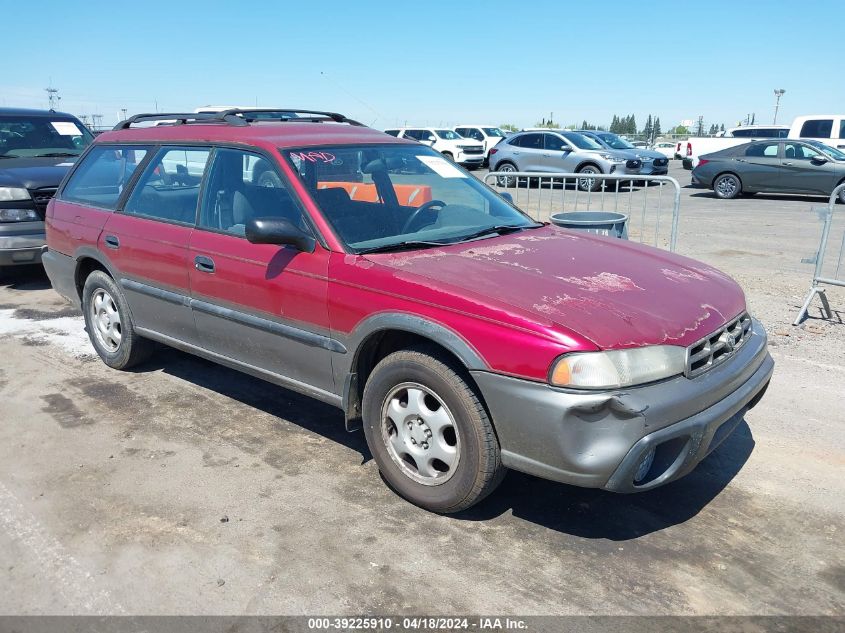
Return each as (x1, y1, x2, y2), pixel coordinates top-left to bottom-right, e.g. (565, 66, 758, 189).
(471, 319, 773, 491)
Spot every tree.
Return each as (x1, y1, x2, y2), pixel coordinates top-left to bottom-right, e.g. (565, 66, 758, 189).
(535, 117, 559, 129)
(720, 123, 725, 132)
(610, 115, 619, 133)
(500, 123, 519, 132)
(653, 117, 662, 137)
(643, 114, 653, 140)
(670, 125, 689, 135)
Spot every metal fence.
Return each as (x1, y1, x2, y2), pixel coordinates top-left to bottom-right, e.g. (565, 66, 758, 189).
(794, 183, 845, 325)
(485, 171, 681, 252)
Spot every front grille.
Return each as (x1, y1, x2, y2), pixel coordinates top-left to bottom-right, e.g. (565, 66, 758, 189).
(462, 147, 484, 155)
(654, 158, 668, 167)
(685, 312, 752, 378)
(30, 187, 57, 212)
(626, 159, 642, 169)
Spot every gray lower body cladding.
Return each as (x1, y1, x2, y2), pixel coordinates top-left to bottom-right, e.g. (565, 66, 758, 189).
(471, 319, 773, 491)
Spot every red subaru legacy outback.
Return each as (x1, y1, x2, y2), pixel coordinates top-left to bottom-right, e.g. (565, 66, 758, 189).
(43, 109, 773, 513)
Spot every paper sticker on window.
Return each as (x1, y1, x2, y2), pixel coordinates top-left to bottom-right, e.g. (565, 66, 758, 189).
(416, 155, 467, 178)
(51, 121, 82, 136)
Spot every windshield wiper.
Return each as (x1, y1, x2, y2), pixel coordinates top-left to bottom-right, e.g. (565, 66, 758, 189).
(357, 240, 449, 255)
(452, 223, 542, 244)
(33, 152, 80, 158)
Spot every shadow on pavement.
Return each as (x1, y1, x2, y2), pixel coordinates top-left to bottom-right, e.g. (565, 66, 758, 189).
(0, 265, 51, 290)
(456, 420, 755, 540)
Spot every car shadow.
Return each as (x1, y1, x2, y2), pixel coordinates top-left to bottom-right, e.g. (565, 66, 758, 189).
(689, 191, 833, 204)
(0, 265, 51, 290)
(131, 347, 372, 463)
(455, 420, 755, 541)
(127, 346, 752, 539)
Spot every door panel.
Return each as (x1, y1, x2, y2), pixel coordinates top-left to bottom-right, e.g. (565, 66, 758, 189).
(101, 213, 197, 343)
(188, 147, 335, 394)
(189, 231, 334, 392)
(514, 133, 544, 171)
(780, 143, 838, 194)
(737, 142, 782, 191)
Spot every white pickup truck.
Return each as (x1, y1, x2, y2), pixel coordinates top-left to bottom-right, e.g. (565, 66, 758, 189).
(680, 125, 789, 169)
(788, 115, 845, 150)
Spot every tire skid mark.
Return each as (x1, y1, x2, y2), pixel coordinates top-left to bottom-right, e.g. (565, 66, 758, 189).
(0, 481, 126, 614)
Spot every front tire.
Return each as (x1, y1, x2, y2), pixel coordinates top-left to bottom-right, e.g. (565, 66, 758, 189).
(82, 270, 154, 369)
(577, 165, 602, 192)
(362, 346, 505, 513)
(713, 173, 741, 199)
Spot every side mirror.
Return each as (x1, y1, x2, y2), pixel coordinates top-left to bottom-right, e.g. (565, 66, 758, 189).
(500, 192, 514, 203)
(245, 217, 316, 253)
(811, 155, 828, 165)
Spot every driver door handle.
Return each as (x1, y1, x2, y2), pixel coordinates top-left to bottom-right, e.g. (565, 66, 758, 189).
(783, 162, 794, 166)
(194, 255, 215, 273)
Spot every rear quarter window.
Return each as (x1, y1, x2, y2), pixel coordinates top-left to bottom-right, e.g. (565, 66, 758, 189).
(800, 119, 834, 139)
(61, 146, 151, 210)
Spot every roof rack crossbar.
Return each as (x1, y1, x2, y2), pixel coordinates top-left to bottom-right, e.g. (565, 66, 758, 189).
(113, 112, 246, 130)
(113, 108, 366, 131)
(217, 108, 365, 126)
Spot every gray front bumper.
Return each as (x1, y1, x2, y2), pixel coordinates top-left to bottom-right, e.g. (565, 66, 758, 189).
(471, 319, 773, 491)
(0, 221, 46, 266)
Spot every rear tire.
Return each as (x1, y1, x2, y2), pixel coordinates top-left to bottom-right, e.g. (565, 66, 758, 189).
(361, 346, 505, 513)
(713, 173, 741, 199)
(837, 183, 845, 204)
(495, 161, 518, 187)
(82, 270, 154, 369)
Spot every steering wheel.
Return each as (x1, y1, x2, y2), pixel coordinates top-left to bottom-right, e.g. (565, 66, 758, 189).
(402, 199, 446, 233)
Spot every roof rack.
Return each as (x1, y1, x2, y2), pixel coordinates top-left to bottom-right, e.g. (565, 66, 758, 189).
(113, 108, 365, 130)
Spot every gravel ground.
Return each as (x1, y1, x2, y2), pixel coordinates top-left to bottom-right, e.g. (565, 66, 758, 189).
(0, 161, 842, 616)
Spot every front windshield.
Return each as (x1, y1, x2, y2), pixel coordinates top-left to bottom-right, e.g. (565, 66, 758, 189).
(435, 129, 462, 140)
(597, 133, 635, 150)
(0, 116, 93, 158)
(807, 140, 845, 161)
(483, 127, 506, 137)
(284, 144, 536, 253)
(561, 132, 603, 150)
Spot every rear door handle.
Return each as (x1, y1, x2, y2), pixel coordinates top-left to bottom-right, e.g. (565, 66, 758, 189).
(783, 162, 794, 166)
(104, 235, 120, 249)
(194, 255, 215, 273)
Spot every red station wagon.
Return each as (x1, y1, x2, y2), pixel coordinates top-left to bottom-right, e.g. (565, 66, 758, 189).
(43, 109, 774, 513)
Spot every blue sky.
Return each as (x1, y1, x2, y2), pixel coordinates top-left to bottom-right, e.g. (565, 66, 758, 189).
(1, 0, 841, 130)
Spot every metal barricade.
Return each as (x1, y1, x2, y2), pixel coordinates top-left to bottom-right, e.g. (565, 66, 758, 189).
(793, 183, 845, 325)
(484, 172, 681, 252)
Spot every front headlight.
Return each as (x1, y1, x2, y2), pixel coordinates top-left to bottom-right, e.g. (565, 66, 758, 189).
(599, 153, 626, 163)
(550, 346, 686, 389)
(0, 187, 31, 202)
(0, 208, 40, 222)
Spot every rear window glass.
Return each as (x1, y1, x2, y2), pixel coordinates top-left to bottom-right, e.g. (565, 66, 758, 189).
(800, 119, 833, 138)
(62, 146, 150, 210)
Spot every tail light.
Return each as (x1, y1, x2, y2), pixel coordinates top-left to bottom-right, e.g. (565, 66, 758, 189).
(686, 142, 692, 156)
(698, 158, 709, 167)
(489, 148, 498, 156)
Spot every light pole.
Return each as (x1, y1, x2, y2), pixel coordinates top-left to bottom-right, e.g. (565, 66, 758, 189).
(773, 89, 785, 125)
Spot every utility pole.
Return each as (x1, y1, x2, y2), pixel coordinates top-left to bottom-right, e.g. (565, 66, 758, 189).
(120, 108, 128, 121)
(91, 114, 103, 130)
(45, 83, 61, 111)
(773, 89, 785, 125)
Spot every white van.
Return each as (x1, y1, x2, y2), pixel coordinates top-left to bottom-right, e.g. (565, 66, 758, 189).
(788, 115, 845, 150)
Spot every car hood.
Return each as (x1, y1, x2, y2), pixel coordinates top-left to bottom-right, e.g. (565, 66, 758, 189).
(368, 226, 746, 350)
(633, 149, 667, 161)
(0, 155, 80, 190)
(585, 148, 639, 160)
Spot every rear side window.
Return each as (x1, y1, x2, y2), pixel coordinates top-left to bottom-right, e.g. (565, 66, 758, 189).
(123, 147, 211, 224)
(800, 119, 833, 138)
(62, 146, 150, 210)
(745, 143, 779, 157)
(514, 133, 542, 149)
(840, 120, 845, 139)
(384, 130, 399, 137)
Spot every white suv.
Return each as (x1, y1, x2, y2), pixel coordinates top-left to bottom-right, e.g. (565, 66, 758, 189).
(453, 125, 508, 165)
(384, 127, 484, 168)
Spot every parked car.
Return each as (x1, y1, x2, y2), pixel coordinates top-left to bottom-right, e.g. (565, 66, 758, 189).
(691, 139, 845, 203)
(489, 130, 642, 190)
(43, 108, 773, 513)
(680, 126, 790, 170)
(653, 142, 676, 159)
(0, 107, 94, 274)
(382, 127, 484, 168)
(788, 115, 845, 150)
(576, 130, 669, 176)
(453, 125, 508, 164)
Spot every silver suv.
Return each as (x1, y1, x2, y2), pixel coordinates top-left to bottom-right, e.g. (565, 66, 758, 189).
(489, 130, 642, 190)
